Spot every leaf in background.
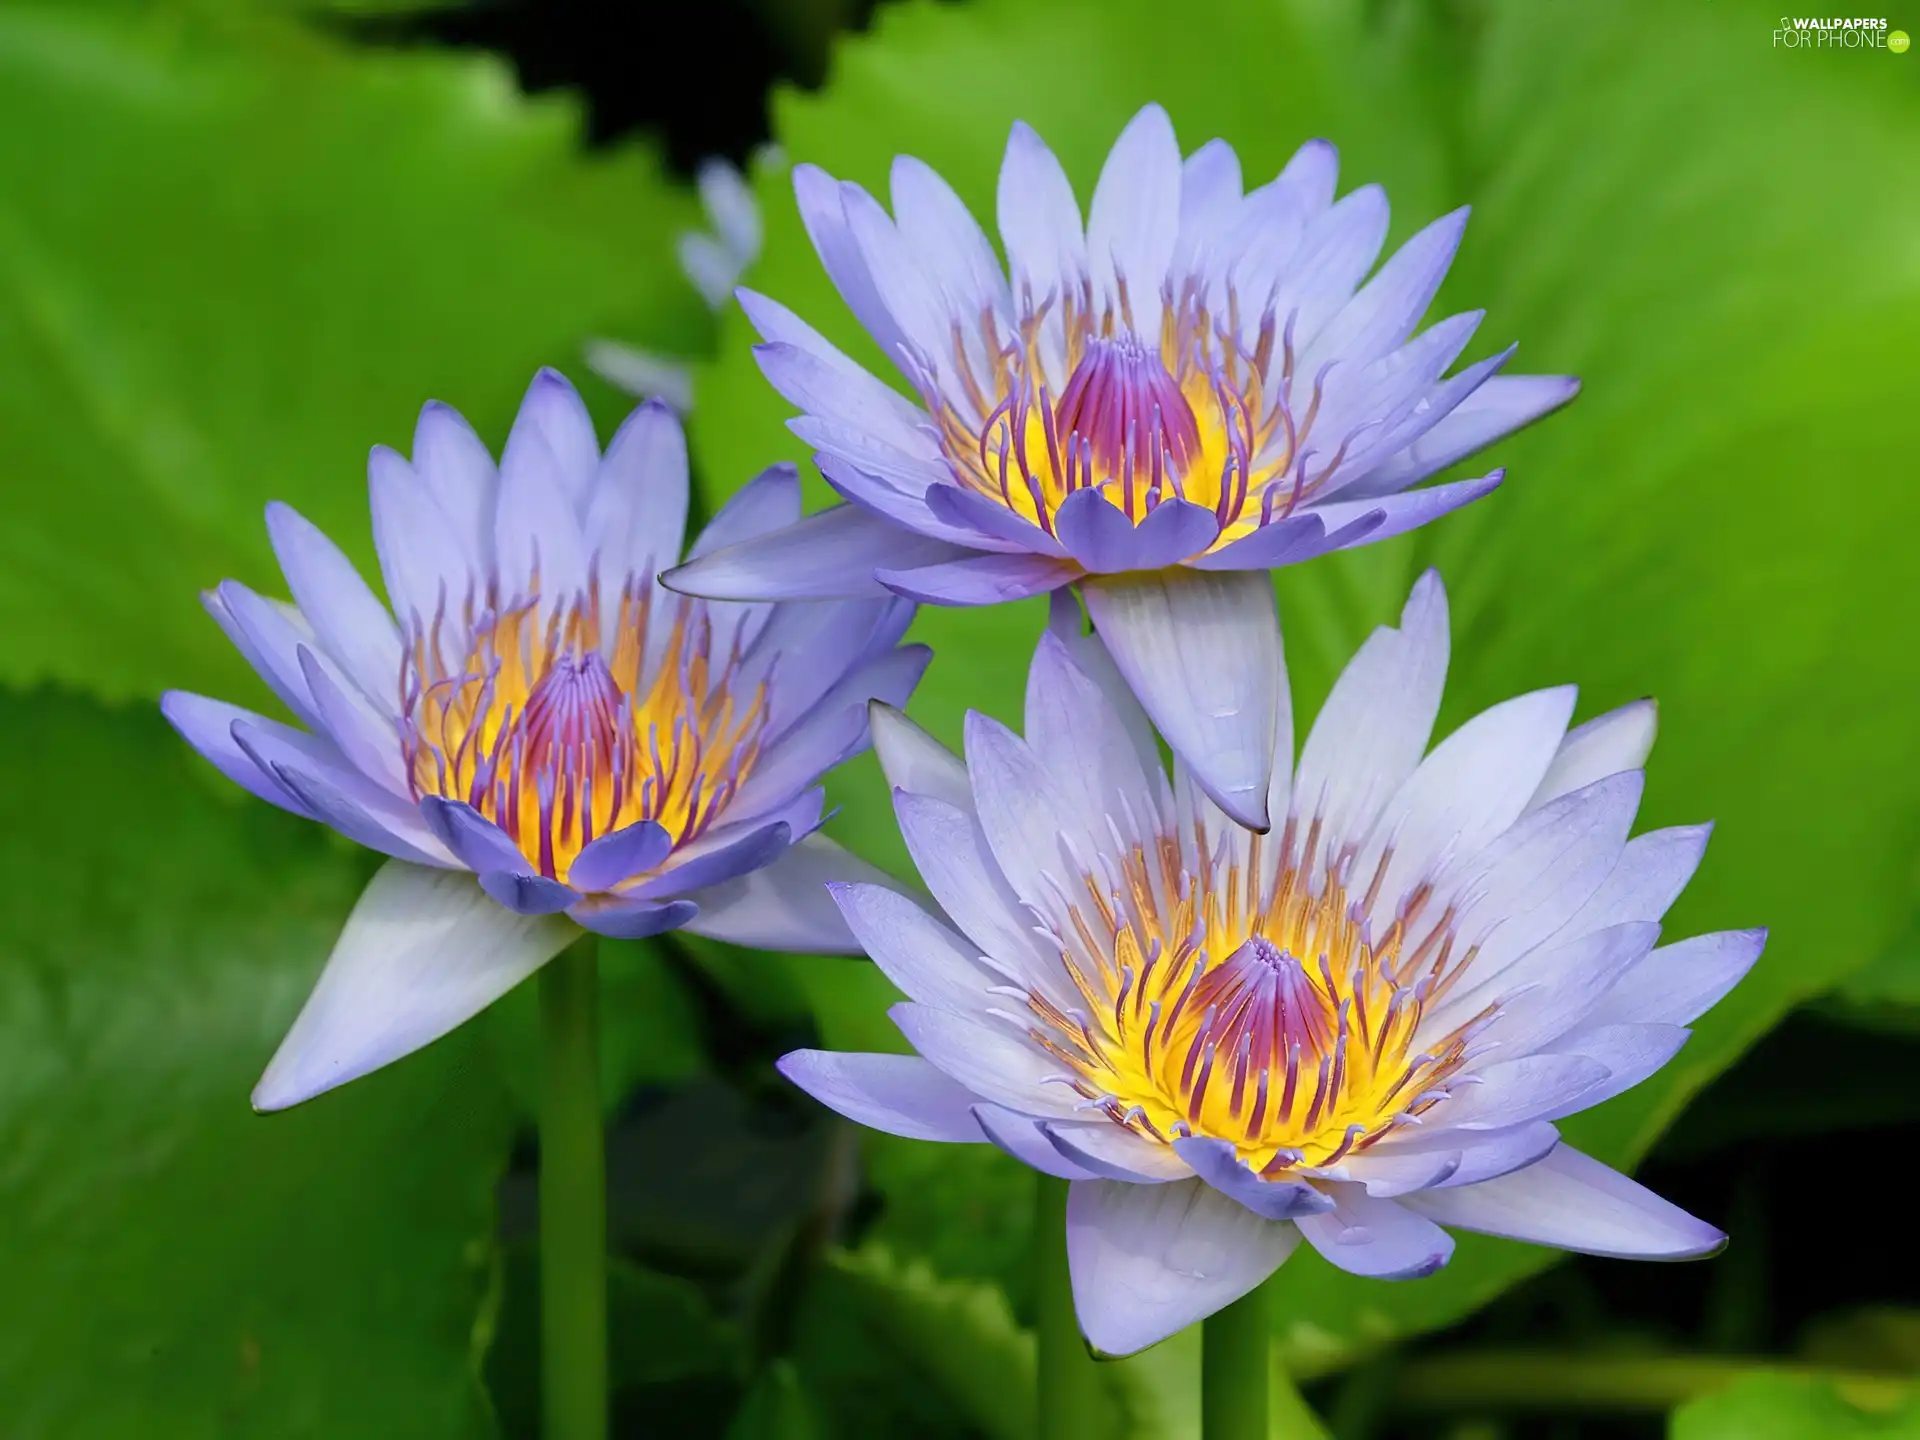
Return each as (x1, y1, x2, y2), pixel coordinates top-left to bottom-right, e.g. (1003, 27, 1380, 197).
(1801, 1310, 1920, 1376)
(485, 1245, 743, 1438)
(1824, 904, 1920, 1034)
(1670, 1372, 1919, 1439)
(0, 2, 704, 705)
(727, 1360, 823, 1440)
(0, 692, 516, 1436)
(684, 0, 1920, 1374)
(823, 1247, 1038, 1440)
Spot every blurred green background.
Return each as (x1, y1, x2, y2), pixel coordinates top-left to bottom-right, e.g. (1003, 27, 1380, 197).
(2, 0, 1917, 1436)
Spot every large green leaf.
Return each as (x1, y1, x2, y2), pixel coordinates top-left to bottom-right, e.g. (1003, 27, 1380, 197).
(685, 0, 1920, 1372)
(0, 2, 705, 705)
(1671, 1372, 1920, 1439)
(0, 691, 518, 1436)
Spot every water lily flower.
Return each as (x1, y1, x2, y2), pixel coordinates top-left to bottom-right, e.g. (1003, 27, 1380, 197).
(778, 572, 1761, 1357)
(664, 104, 1578, 832)
(589, 152, 776, 411)
(163, 370, 926, 1111)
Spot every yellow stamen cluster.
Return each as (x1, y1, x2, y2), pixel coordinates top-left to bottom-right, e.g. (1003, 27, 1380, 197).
(401, 584, 767, 887)
(1030, 819, 1481, 1173)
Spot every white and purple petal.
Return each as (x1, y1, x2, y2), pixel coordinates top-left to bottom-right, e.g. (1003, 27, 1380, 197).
(1066, 1177, 1298, 1357)
(253, 861, 576, 1111)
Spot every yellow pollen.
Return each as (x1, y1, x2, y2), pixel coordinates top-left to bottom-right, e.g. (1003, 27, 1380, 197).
(927, 277, 1335, 552)
(1031, 820, 1479, 1175)
(401, 581, 767, 887)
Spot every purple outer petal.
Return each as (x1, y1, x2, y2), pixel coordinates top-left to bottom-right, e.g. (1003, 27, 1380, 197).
(493, 377, 591, 604)
(479, 871, 579, 915)
(567, 819, 675, 893)
(683, 833, 881, 954)
(689, 462, 802, 559)
(583, 398, 690, 611)
(1325, 1150, 1463, 1197)
(567, 895, 698, 939)
(1434, 1055, 1610, 1132)
(791, 165, 913, 370)
(778, 1049, 987, 1142)
(1422, 1122, 1563, 1190)
(1404, 1144, 1725, 1260)
(206, 580, 322, 730)
(1587, 928, 1768, 1029)
(500, 367, 599, 514)
(809, 451, 990, 547)
(1307, 470, 1504, 547)
(296, 645, 405, 796)
(1046, 1124, 1191, 1184)
(891, 1002, 1083, 1119)
(1085, 103, 1181, 338)
(1174, 1136, 1336, 1219)
(724, 649, 931, 826)
(925, 483, 1069, 556)
(1184, 514, 1328, 571)
(1345, 375, 1580, 499)
(419, 796, 527, 874)
(631, 821, 792, 901)
(1297, 1187, 1455, 1279)
(1080, 568, 1282, 831)
(829, 881, 994, 1015)
(1543, 1023, 1690, 1118)
(265, 502, 401, 713)
(663, 503, 972, 602)
(252, 861, 575, 1111)
(973, 1104, 1099, 1180)
(1067, 1177, 1298, 1357)
(243, 734, 448, 867)
(1053, 491, 1220, 573)
(161, 691, 318, 818)
(876, 551, 1081, 606)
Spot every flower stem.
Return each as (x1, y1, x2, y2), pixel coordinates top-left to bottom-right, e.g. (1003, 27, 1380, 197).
(1204, 1283, 1270, 1440)
(1035, 1176, 1101, 1440)
(540, 935, 607, 1440)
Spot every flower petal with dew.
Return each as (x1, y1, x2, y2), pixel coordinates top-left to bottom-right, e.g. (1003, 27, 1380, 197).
(665, 106, 1578, 828)
(164, 370, 925, 1109)
(776, 574, 1759, 1356)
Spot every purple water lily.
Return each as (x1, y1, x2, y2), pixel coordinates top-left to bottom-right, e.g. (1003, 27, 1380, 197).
(164, 370, 926, 1111)
(664, 104, 1578, 832)
(779, 573, 1760, 1356)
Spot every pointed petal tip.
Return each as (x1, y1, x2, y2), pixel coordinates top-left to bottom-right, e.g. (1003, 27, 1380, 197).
(250, 1073, 294, 1115)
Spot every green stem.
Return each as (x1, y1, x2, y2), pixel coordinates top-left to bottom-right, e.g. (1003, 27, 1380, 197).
(1035, 1176, 1101, 1440)
(540, 937, 607, 1440)
(1204, 1284, 1271, 1440)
